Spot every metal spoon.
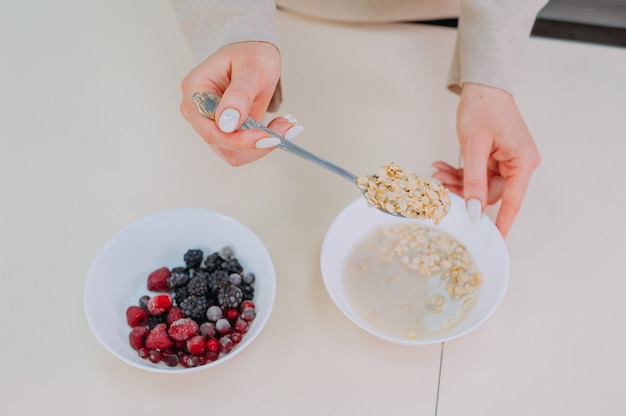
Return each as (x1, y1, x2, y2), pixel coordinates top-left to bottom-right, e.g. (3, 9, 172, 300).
(192, 92, 449, 221)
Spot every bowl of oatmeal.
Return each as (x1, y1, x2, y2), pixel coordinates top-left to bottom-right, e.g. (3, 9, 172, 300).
(320, 193, 508, 345)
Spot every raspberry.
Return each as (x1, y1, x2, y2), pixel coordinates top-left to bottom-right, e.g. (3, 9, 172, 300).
(183, 249, 204, 269)
(126, 305, 148, 327)
(147, 294, 173, 315)
(206, 338, 219, 353)
(186, 335, 206, 355)
(147, 267, 171, 292)
(129, 326, 149, 350)
(168, 318, 199, 341)
(166, 306, 184, 325)
(145, 323, 173, 350)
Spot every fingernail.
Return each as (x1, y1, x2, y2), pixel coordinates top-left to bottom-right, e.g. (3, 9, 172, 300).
(255, 137, 281, 149)
(283, 114, 298, 124)
(467, 198, 482, 222)
(218, 108, 240, 133)
(284, 125, 304, 140)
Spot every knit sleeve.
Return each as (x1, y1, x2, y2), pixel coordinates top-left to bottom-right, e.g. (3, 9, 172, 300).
(447, 0, 549, 95)
(172, 0, 279, 64)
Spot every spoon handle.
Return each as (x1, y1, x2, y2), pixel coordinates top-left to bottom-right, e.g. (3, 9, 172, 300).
(193, 92, 358, 183)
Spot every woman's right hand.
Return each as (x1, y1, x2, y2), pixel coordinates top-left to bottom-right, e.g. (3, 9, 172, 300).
(180, 41, 301, 166)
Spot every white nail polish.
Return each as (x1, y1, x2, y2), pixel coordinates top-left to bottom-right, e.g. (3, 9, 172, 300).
(255, 137, 281, 149)
(467, 198, 482, 222)
(283, 114, 298, 124)
(218, 108, 240, 133)
(284, 125, 304, 140)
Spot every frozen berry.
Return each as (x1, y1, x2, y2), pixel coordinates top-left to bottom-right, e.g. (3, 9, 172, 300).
(148, 314, 166, 330)
(241, 307, 256, 322)
(220, 258, 242, 274)
(148, 350, 162, 363)
(228, 273, 242, 285)
(138, 347, 149, 359)
(186, 335, 206, 355)
(208, 270, 230, 292)
(138, 295, 150, 310)
(215, 318, 232, 335)
(126, 306, 148, 327)
(180, 354, 199, 368)
(183, 249, 204, 269)
(147, 267, 171, 292)
(203, 252, 221, 272)
(230, 332, 243, 344)
(200, 322, 216, 338)
(219, 336, 234, 353)
(243, 272, 255, 284)
(240, 300, 255, 311)
(187, 274, 209, 296)
(166, 306, 183, 326)
(218, 246, 234, 260)
(145, 323, 173, 350)
(129, 326, 149, 350)
(164, 353, 179, 367)
(168, 318, 199, 341)
(239, 283, 255, 301)
(167, 270, 189, 289)
(234, 318, 249, 333)
(225, 307, 239, 322)
(205, 305, 223, 322)
(217, 285, 243, 308)
(180, 295, 209, 321)
(147, 294, 173, 315)
(206, 338, 219, 353)
(205, 350, 219, 362)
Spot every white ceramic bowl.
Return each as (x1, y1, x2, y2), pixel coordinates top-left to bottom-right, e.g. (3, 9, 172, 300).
(320, 194, 509, 345)
(84, 208, 276, 373)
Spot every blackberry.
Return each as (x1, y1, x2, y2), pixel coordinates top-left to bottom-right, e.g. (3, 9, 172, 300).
(173, 286, 189, 306)
(220, 258, 243, 274)
(180, 295, 209, 322)
(187, 274, 209, 297)
(148, 314, 166, 330)
(183, 249, 204, 269)
(217, 285, 244, 308)
(167, 270, 190, 289)
(208, 270, 230, 292)
(238, 282, 255, 301)
(203, 252, 221, 273)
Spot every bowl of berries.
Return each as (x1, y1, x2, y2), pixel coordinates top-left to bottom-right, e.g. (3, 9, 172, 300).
(84, 208, 276, 373)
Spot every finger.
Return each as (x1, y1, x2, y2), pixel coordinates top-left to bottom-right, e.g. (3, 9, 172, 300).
(215, 68, 270, 133)
(431, 161, 462, 176)
(256, 116, 304, 148)
(431, 169, 463, 188)
(494, 172, 532, 238)
(460, 137, 492, 217)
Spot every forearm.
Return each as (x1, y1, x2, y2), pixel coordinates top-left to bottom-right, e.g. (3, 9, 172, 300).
(448, 0, 549, 94)
(172, 0, 278, 63)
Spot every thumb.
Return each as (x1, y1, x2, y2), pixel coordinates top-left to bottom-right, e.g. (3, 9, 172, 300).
(460, 139, 490, 221)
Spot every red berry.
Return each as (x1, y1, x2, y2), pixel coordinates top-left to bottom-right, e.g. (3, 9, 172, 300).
(147, 267, 171, 292)
(219, 336, 234, 353)
(215, 318, 232, 335)
(147, 294, 173, 315)
(186, 335, 206, 355)
(168, 318, 199, 341)
(200, 322, 216, 338)
(145, 323, 174, 350)
(180, 354, 198, 368)
(128, 326, 149, 350)
(240, 300, 255, 311)
(148, 350, 162, 363)
(166, 306, 183, 325)
(206, 338, 219, 353)
(138, 347, 149, 359)
(126, 306, 148, 327)
(205, 349, 219, 362)
(240, 307, 256, 322)
(164, 353, 179, 367)
(230, 331, 243, 344)
(234, 318, 249, 333)
(225, 307, 239, 321)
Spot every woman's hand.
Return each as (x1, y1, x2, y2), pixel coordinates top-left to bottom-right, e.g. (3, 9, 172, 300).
(180, 41, 301, 166)
(433, 83, 541, 238)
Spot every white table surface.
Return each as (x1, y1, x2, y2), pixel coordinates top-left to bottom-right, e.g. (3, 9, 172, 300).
(2, 2, 625, 415)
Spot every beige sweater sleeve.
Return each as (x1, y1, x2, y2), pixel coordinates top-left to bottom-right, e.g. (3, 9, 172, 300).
(172, 0, 278, 64)
(447, 0, 549, 94)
